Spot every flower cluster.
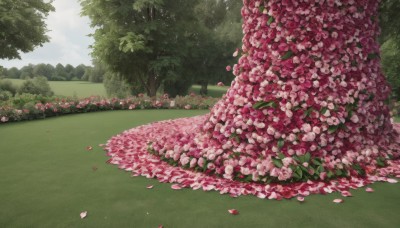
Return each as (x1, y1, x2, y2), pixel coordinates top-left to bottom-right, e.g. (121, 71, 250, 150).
(148, 0, 400, 184)
(0, 95, 219, 124)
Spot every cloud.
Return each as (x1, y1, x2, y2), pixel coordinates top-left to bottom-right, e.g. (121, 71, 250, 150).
(0, 0, 94, 68)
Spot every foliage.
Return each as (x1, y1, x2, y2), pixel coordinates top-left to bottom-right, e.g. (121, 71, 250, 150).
(103, 72, 133, 98)
(0, 79, 17, 96)
(189, 0, 241, 95)
(80, 0, 203, 97)
(0, 0, 54, 59)
(381, 39, 400, 99)
(17, 76, 54, 96)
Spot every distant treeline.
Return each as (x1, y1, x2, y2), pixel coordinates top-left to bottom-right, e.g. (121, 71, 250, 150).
(1, 63, 104, 83)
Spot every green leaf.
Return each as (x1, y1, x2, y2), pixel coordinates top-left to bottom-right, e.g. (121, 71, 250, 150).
(317, 165, 324, 173)
(258, 6, 265, 13)
(252, 101, 277, 110)
(295, 167, 303, 179)
(327, 171, 334, 178)
(272, 158, 283, 168)
(312, 158, 322, 166)
(278, 152, 285, 159)
(281, 50, 293, 60)
(376, 157, 386, 167)
(320, 107, 328, 115)
(267, 16, 275, 25)
(328, 125, 339, 134)
(304, 107, 314, 117)
(304, 152, 311, 162)
(277, 139, 285, 150)
(367, 53, 379, 60)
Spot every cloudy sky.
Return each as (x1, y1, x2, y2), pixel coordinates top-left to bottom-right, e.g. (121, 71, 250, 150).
(0, 0, 94, 69)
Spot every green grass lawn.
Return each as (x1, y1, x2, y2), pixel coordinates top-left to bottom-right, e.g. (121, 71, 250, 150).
(0, 110, 399, 228)
(5, 79, 228, 98)
(7, 79, 107, 98)
(191, 85, 229, 98)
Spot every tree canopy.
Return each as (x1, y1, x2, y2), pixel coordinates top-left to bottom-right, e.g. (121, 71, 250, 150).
(0, 0, 54, 59)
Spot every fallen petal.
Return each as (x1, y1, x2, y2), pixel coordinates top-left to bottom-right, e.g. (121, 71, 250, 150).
(171, 184, 182, 190)
(297, 196, 305, 202)
(80, 211, 87, 219)
(366, 187, 374, 193)
(228, 209, 239, 215)
(86, 146, 93, 151)
(92, 166, 98, 171)
(147, 185, 154, 189)
(158, 225, 163, 228)
(341, 191, 352, 197)
(333, 199, 343, 204)
(387, 178, 398, 184)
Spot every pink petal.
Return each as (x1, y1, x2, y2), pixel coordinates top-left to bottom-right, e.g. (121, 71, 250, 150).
(297, 196, 305, 202)
(171, 184, 182, 190)
(228, 209, 239, 215)
(387, 178, 398, 184)
(333, 199, 343, 204)
(147, 185, 154, 189)
(80, 211, 87, 219)
(86, 146, 93, 151)
(365, 187, 374, 193)
(341, 191, 352, 197)
(158, 225, 163, 228)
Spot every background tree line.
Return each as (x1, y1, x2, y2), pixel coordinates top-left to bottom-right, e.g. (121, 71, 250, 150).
(0, 63, 105, 83)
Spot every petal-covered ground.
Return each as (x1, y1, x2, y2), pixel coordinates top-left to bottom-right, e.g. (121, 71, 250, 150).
(105, 115, 400, 200)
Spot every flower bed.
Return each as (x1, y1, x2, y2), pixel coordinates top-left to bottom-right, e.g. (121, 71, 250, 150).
(0, 94, 220, 124)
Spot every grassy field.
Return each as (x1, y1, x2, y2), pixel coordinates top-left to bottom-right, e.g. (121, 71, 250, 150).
(6, 79, 107, 98)
(190, 85, 229, 98)
(5, 79, 228, 98)
(0, 110, 399, 228)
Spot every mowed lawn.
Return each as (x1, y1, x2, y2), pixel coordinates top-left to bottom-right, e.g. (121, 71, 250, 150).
(7, 79, 107, 98)
(6, 79, 228, 98)
(0, 110, 399, 228)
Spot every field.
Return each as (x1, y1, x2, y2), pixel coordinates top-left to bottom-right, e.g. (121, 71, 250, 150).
(0, 110, 399, 228)
(5, 79, 228, 98)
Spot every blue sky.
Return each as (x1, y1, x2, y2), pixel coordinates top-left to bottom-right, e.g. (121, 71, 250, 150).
(0, 0, 94, 69)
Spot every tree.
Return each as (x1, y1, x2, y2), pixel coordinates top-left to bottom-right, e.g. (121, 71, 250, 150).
(186, 0, 242, 96)
(74, 64, 87, 80)
(33, 63, 55, 80)
(6, 67, 21, 79)
(64, 64, 75, 81)
(54, 64, 67, 81)
(380, 0, 400, 100)
(0, 0, 54, 59)
(81, 0, 201, 97)
(20, 64, 35, 79)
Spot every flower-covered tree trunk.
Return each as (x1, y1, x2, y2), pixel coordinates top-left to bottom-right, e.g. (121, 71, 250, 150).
(149, 0, 400, 183)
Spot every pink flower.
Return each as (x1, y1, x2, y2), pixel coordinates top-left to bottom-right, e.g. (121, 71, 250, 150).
(226, 66, 232, 72)
(350, 114, 359, 123)
(233, 48, 239, 57)
(225, 165, 234, 175)
(217, 82, 225, 87)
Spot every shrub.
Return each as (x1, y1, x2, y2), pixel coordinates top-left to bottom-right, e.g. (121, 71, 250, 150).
(17, 76, 54, 96)
(0, 79, 17, 95)
(0, 91, 13, 101)
(103, 73, 132, 98)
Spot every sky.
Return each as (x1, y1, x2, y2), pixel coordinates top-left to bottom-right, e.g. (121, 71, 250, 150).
(0, 0, 94, 69)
